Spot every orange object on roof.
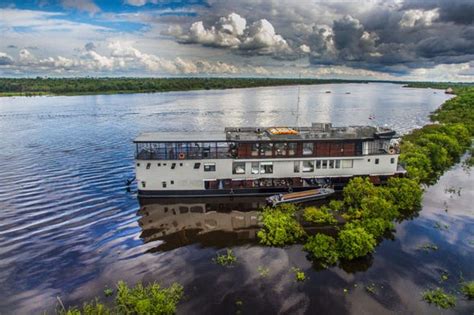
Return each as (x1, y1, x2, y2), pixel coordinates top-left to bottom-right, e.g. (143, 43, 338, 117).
(267, 127, 298, 135)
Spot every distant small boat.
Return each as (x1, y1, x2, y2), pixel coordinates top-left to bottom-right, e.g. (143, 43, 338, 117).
(345, 92, 351, 94)
(325, 91, 331, 93)
(266, 188, 335, 206)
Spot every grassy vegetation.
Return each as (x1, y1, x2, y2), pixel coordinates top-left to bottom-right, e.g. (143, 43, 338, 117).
(213, 249, 237, 266)
(291, 267, 307, 282)
(422, 288, 456, 309)
(0, 77, 370, 97)
(57, 281, 183, 315)
(461, 281, 474, 299)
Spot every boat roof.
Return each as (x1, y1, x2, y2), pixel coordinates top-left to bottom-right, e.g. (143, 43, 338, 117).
(134, 123, 396, 143)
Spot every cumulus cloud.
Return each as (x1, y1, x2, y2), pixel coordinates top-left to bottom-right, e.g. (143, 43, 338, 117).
(170, 12, 293, 58)
(399, 9, 439, 28)
(60, 0, 100, 14)
(0, 52, 15, 65)
(0, 42, 261, 75)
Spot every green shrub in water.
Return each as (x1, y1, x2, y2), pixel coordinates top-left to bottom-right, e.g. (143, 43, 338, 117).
(257, 206, 306, 246)
(337, 225, 376, 260)
(58, 281, 183, 315)
(213, 249, 237, 266)
(303, 234, 339, 266)
(422, 288, 456, 309)
(303, 206, 337, 225)
(461, 281, 474, 299)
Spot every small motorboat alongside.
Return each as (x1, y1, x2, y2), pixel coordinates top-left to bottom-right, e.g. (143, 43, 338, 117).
(266, 187, 335, 206)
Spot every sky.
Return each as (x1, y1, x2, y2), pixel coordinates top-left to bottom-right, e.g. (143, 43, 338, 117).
(0, 0, 473, 81)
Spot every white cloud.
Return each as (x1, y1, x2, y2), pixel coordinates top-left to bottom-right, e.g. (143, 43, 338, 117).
(0, 52, 14, 65)
(125, 0, 158, 6)
(399, 9, 439, 28)
(172, 12, 293, 57)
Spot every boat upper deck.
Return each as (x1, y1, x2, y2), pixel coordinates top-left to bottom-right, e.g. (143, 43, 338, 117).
(134, 123, 397, 143)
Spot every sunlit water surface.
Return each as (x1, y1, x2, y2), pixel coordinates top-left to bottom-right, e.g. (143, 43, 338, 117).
(0, 83, 472, 314)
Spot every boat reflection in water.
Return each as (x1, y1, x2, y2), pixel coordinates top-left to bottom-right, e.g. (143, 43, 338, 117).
(137, 197, 267, 252)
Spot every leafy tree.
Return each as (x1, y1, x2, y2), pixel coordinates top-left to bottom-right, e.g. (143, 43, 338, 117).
(257, 206, 306, 246)
(303, 234, 339, 266)
(352, 218, 394, 239)
(342, 177, 378, 211)
(337, 225, 376, 260)
(303, 206, 337, 225)
(385, 177, 422, 214)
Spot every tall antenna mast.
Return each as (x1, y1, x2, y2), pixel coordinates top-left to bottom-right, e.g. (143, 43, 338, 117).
(295, 74, 301, 127)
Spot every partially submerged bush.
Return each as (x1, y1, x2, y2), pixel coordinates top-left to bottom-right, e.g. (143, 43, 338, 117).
(257, 206, 306, 246)
(337, 225, 376, 260)
(303, 234, 339, 266)
(58, 281, 183, 315)
(422, 288, 456, 309)
(385, 177, 423, 214)
(303, 206, 337, 225)
(461, 281, 474, 299)
(213, 249, 237, 266)
(352, 218, 393, 239)
(116, 281, 183, 315)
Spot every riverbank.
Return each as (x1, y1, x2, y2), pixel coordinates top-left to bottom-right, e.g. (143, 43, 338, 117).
(1, 77, 472, 98)
(0, 77, 369, 97)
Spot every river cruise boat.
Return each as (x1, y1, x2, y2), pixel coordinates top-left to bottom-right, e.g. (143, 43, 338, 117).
(134, 123, 404, 197)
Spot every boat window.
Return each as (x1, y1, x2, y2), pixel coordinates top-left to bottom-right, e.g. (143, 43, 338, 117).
(179, 163, 183, 167)
(171, 163, 176, 169)
(179, 206, 188, 214)
(232, 162, 246, 174)
(162, 181, 166, 188)
(316, 160, 322, 169)
(251, 162, 259, 174)
(303, 142, 314, 155)
(329, 160, 335, 169)
(157, 163, 161, 167)
(375, 158, 379, 165)
(342, 160, 353, 168)
(260, 162, 273, 174)
(390, 157, 395, 164)
(274, 142, 286, 156)
(294, 161, 300, 173)
(170, 180, 174, 185)
(335, 160, 341, 168)
(322, 160, 328, 168)
(194, 162, 201, 169)
(136, 163, 140, 167)
(288, 143, 297, 156)
(142, 181, 146, 188)
(303, 161, 314, 172)
(146, 163, 151, 169)
(261, 143, 273, 156)
(204, 163, 216, 172)
(251, 143, 259, 156)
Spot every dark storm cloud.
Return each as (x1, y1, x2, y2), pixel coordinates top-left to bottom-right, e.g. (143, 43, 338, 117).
(0, 54, 14, 65)
(402, 0, 474, 25)
(157, 0, 474, 75)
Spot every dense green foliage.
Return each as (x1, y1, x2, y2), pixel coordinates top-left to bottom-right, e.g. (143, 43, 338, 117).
(461, 281, 474, 299)
(303, 234, 339, 266)
(257, 205, 306, 246)
(58, 281, 183, 315)
(336, 225, 376, 260)
(303, 206, 337, 225)
(422, 288, 456, 309)
(0, 77, 366, 96)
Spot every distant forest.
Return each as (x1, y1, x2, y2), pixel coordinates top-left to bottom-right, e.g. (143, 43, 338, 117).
(0, 77, 365, 96)
(0, 77, 472, 97)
